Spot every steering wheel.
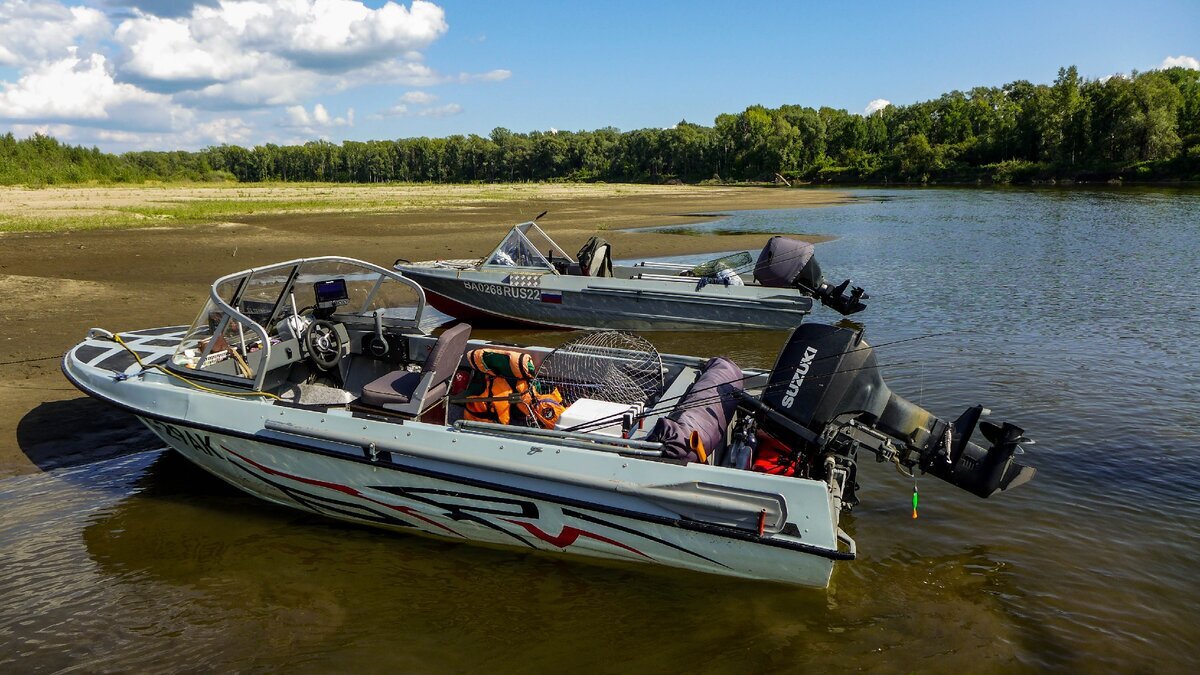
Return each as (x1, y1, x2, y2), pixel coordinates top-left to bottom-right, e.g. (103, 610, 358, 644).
(303, 320, 346, 370)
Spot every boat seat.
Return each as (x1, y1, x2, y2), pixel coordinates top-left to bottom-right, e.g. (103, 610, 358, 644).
(360, 323, 472, 416)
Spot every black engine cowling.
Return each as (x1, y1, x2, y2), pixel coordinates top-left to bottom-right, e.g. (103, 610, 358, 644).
(759, 324, 1035, 498)
(754, 237, 869, 315)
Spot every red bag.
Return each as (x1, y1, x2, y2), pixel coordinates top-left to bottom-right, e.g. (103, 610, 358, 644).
(751, 429, 800, 476)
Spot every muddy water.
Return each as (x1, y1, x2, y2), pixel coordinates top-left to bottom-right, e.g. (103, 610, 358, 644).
(4, 187, 1200, 672)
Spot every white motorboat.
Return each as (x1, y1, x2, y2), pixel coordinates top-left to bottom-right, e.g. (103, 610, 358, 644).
(63, 256, 1033, 587)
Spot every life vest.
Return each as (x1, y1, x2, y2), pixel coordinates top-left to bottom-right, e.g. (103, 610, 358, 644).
(461, 348, 563, 429)
(464, 375, 529, 426)
(462, 373, 564, 429)
(466, 348, 536, 379)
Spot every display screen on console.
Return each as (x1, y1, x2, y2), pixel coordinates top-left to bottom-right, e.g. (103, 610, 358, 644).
(314, 278, 349, 307)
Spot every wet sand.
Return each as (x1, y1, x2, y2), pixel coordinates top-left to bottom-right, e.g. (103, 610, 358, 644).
(0, 183, 846, 477)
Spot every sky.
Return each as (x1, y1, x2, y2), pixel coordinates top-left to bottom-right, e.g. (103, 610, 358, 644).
(0, 0, 1196, 152)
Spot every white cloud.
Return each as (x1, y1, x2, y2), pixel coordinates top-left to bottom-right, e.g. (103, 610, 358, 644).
(114, 11, 259, 87)
(863, 98, 890, 116)
(279, 0, 447, 66)
(177, 67, 320, 108)
(67, 116, 253, 150)
(112, 0, 448, 90)
(455, 69, 511, 83)
(373, 99, 460, 118)
(375, 103, 408, 118)
(0, 1, 110, 67)
(399, 90, 436, 104)
(285, 103, 354, 129)
(0, 0, 509, 150)
(193, 116, 253, 145)
(414, 103, 460, 117)
(7, 122, 76, 139)
(0, 51, 190, 130)
(1159, 55, 1200, 71)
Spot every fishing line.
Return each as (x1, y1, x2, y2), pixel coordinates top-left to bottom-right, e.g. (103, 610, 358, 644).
(558, 330, 953, 434)
(563, 357, 924, 435)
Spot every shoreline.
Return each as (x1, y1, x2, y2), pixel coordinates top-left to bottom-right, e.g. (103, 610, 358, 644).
(0, 183, 847, 478)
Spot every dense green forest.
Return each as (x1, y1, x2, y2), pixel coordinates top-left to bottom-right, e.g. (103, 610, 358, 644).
(2, 66, 1198, 186)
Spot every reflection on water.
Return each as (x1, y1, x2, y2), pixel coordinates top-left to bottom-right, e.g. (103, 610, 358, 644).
(4, 187, 1199, 671)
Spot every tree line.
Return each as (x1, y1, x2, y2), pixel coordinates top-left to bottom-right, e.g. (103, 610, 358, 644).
(2, 65, 1197, 186)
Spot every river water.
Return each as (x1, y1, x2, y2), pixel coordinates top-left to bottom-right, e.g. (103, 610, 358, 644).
(3, 187, 1198, 672)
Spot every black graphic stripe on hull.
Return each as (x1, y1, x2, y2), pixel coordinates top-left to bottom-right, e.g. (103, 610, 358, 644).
(226, 455, 420, 530)
(563, 508, 729, 569)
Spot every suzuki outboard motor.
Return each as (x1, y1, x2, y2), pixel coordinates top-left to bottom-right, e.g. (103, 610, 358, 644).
(748, 324, 1035, 499)
(754, 237, 868, 315)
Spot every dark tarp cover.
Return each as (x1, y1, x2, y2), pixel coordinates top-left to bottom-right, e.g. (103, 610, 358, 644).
(753, 236, 815, 288)
(649, 356, 743, 463)
(577, 236, 613, 277)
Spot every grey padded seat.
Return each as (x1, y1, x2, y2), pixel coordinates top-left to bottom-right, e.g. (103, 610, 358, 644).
(360, 323, 471, 416)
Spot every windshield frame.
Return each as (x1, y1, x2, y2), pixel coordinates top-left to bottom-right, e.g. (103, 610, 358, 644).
(168, 256, 427, 390)
(481, 222, 572, 273)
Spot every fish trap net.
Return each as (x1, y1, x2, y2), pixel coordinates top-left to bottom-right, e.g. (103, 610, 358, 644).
(535, 331, 665, 406)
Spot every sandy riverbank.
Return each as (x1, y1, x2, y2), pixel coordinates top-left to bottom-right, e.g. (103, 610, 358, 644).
(0, 183, 848, 477)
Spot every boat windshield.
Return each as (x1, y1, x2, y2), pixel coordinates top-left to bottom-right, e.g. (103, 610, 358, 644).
(483, 222, 572, 272)
(169, 257, 426, 389)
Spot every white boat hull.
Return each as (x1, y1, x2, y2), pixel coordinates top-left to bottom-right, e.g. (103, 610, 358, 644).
(64, 328, 850, 588)
(144, 417, 837, 585)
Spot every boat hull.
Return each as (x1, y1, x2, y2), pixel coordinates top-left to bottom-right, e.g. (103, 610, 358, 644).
(400, 267, 813, 331)
(141, 417, 837, 585)
(63, 328, 848, 588)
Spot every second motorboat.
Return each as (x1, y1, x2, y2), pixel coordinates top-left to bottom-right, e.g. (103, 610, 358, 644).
(394, 221, 868, 330)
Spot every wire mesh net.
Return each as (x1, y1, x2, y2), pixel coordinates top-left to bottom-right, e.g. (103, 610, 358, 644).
(685, 251, 754, 277)
(535, 331, 665, 406)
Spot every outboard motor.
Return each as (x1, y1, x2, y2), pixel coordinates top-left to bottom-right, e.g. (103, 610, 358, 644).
(754, 237, 868, 315)
(745, 324, 1035, 500)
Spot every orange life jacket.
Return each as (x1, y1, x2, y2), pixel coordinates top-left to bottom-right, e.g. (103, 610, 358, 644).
(464, 376, 529, 426)
(463, 375, 564, 429)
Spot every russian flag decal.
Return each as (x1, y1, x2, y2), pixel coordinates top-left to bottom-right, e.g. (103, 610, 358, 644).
(540, 291, 563, 304)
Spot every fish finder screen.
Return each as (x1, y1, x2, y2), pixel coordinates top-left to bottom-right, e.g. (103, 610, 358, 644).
(314, 279, 349, 308)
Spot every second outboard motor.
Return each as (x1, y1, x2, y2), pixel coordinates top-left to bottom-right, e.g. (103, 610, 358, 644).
(753, 324, 1035, 499)
(754, 237, 868, 315)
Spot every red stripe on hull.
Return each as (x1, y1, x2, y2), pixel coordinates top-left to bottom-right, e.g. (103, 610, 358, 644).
(502, 518, 651, 560)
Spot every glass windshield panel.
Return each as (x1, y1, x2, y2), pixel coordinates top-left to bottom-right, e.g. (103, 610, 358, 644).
(521, 223, 572, 261)
(237, 267, 293, 327)
(484, 227, 554, 270)
(290, 260, 378, 321)
(356, 275, 423, 325)
(171, 299, 266, 380)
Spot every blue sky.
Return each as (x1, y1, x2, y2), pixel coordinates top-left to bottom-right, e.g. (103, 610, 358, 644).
(0, 0, 1196, 151)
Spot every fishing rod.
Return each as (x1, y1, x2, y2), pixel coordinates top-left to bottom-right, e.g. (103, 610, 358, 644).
(559, 330, 954, 434)
(562, 358, 924, 436)
(559, 330, 954, 435)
